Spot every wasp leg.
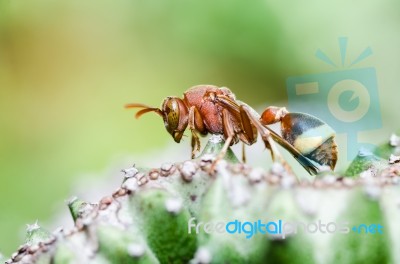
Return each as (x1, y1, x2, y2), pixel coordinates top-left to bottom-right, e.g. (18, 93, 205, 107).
(240, 105, 296, 174)
(237, 103, 258, 164)
(189, 106, 206, 159)
(263, 126, 319, 174)
(238, 101, 258, 144)
(213, 94, 319, 175)
(209, 108, 235, 172)
(240, 106, 277, 158)
(211, 94, 257, 145)
(190, 135, 199, 159)
(242, 143, 246, 163)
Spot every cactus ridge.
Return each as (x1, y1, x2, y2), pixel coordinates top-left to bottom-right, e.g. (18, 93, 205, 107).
(4, 134, 400, 264)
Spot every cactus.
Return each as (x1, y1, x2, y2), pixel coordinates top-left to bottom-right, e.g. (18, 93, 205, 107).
(4, 134, 400, 264)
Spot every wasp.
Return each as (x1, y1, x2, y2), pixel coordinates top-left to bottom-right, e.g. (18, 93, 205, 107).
(126, 85, 337, 175)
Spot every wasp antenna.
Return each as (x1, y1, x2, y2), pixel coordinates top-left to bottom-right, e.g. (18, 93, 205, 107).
(125, 103, 153, 109)
(135, 108, 163, 119)
(125, 103, 163, 119)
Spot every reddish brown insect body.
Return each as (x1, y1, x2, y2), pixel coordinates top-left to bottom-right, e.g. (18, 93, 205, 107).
(126, 85, 337, 175)
(184, 85, 232, 135)
(183, 85, 258, 148)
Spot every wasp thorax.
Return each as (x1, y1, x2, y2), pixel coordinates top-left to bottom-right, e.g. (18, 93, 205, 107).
(281, 113, 337, 170)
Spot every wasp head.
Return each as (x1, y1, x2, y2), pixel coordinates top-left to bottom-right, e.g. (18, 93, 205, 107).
(125, 97, 189, 143)
(160, 97, 189, 143)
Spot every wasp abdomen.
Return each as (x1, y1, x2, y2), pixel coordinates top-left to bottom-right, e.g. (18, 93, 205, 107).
(305, 137, 338, 170)
(281, 113, 337, 170)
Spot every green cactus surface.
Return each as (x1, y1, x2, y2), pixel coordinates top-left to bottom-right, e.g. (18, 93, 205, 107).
(4, 134, 400, 264)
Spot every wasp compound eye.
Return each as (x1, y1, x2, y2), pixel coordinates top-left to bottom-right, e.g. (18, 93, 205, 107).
(281, 113, 338, 170)
(164, 98, 180, 133)
(161, 97, 189, 143)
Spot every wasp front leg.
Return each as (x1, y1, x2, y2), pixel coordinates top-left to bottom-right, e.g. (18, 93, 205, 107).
(188, 106, 206, 159)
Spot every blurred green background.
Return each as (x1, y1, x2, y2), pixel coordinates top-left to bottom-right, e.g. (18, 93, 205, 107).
(0, 0, 398, 255)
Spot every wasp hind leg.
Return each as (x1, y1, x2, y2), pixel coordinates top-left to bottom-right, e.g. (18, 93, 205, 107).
(240, 105, 295, 175)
